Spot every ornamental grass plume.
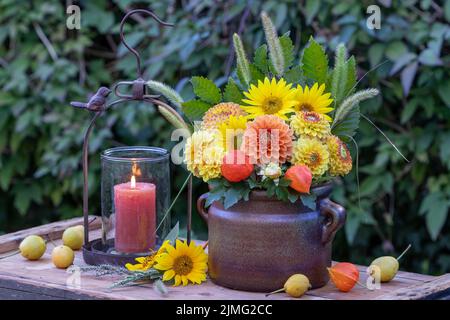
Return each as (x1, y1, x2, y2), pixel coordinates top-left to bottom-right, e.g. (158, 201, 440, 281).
(241, 115, 293, 165)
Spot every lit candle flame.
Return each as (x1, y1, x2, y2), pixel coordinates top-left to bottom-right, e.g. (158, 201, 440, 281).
(131, 175, 136, 188)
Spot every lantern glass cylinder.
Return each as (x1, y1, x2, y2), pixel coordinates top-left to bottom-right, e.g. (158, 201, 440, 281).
(101, 146, 171, 254)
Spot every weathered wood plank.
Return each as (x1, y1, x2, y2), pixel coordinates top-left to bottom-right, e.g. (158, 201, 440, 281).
(0, 216, 102, 254)
(0, 220, 448, 300)
(378, 274, 450, 300)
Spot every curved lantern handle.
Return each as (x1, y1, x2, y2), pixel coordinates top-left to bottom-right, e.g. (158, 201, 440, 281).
(74, 10, 195, 247)
(119, 9, 174, 78)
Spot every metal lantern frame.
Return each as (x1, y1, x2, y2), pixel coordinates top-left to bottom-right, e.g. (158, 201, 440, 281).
(71, 9, 192, 265)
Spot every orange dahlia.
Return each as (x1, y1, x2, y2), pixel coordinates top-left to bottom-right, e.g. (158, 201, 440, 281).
(290, 111, 331, 140)
(241, 115, 293, 165)
(327, 135, 352, 176)
(202, 102, 246, 129)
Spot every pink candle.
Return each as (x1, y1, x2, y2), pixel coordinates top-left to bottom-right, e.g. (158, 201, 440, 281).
(114, 176, 156, 253)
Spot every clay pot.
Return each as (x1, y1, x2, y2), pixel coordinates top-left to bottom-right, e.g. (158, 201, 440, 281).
(197, 183, 346, 292)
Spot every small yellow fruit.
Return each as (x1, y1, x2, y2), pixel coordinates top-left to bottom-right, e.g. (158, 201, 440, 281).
(52, 245, 74, 269)
(284, 274, 311, 298)
(370, 256, 399, 282)
(62, 226, 84, 250)
(19, 235, 46, 260)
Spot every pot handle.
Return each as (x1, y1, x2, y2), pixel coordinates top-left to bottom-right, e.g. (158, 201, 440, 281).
(197, 193, 209, 223)
(319, 198, 346, 244)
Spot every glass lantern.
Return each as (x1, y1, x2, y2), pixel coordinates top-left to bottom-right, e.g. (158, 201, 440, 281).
(101, 146, 171, 254)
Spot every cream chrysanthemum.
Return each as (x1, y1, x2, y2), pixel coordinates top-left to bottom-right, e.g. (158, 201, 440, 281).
(202, 102, 246, 129)
(154, 239, 208, 286)
(290, 111, 331, 140)
(327, 135, 352, 176)
(294, 83, 334, 121)
(241, 77, 297, 120)
(217, 115, 247, 151)
(292, 137, 329, 176)
(241, 115, 293, 165)
(184, 130, 225, 182)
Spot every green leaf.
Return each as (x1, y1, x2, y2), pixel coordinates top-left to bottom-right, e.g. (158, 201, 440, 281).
(300, 194, 317, 211)
(368, 43, 384, 68)
(163, 221, 179, 245)
(419, 192, 449, 240)
(206, 189, 225, 207)
(224, 188, 243, 209)
(284, 65, 304, 84)
(302, 37, 328, 85)
(344, 56, 357, 96)
(253, 44, 268, 74)
(288, 191, 299, 203)
(249, 63, 265, 84)
(190, 76, 222, 104)
(418, 48, 443, 66)
(304, 0, 320, 25)
(223, 78, 244, 104)
(279, 32, 295, 70)
(181, 99, 211, 121)
(332, 104, 360, 141)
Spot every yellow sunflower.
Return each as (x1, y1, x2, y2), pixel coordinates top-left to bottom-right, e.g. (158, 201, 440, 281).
(294, 83, 334, 121)
(184, 130, 225, 182)
(292, 137, 329, 177)
(327, 135, 352, 176)
(125, 240, 171, 272)
(154, 239, 208, 286)
(290, 111, 331, 140)
(218, 115, 247, 151)
(241, 77, 297, 120)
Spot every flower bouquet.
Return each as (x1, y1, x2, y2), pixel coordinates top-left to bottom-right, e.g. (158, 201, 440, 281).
(158, 12, 382, 291)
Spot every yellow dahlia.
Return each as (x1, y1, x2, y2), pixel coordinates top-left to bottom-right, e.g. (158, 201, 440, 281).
(217, 115, 248, 151)
(241, 77, 297, 120)
(202, 102, 246, 129)
(154, 239, 208, 286)
(327, 135, 352, 176)
(241, 115, 293, 165)
(292, 137, 329, 176)
(294, 83, 334, 121)
(290, 111, 331, 140)
(184, 130, 225, 182)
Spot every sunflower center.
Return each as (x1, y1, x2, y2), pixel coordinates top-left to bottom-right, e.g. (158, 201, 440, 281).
(299, 103, 313, 112)
(262, 97, 283, 114)
(173, 255, 194, 275)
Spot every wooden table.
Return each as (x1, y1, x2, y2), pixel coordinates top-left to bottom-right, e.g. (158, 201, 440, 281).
(0, 217, 448, 300)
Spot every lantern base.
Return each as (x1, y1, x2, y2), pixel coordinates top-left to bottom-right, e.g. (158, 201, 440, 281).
(82, 238, 157, 266)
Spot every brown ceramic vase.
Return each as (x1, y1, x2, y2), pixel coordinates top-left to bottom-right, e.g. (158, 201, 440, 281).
(197, 183, 346, 292)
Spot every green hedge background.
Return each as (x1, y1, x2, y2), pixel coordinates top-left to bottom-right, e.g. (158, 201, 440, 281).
(0, 0, 449, 275)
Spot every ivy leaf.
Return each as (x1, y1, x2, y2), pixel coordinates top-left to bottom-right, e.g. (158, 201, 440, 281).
(419, 192, 449, 240)
(224, 188, 243, 209)
(275, 186, 289, 202)
(300, 194, 317, 211)
(253, 44, 268, 74)
(279, 32, 295, 70)
(288, 191, 299, 203)
(284, 65, 304, 84)
(181, 99, 211, 121)
(302, 37, 328, 85)
(190, 76, 222, 104)
(223, 78, 244, 104)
